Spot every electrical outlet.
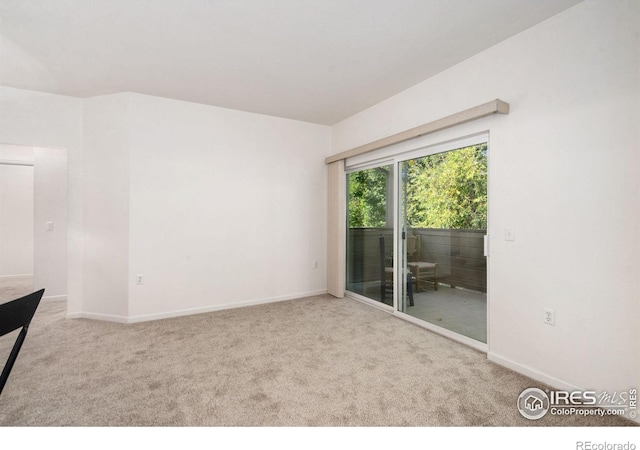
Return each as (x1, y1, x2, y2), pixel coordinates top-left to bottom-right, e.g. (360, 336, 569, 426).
(312, 260, 319, 269)
(136, 274, 144, 285)
(544, 308, 555, 326)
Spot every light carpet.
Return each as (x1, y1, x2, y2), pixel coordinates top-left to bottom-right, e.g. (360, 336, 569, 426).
(0, 293, 635, 426)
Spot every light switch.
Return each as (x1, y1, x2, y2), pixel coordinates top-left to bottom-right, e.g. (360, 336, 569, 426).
(46, 221, 54, 231)
(505, 227, 515, 241)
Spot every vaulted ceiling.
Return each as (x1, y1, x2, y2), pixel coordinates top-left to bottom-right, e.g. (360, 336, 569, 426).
(0, 0, 583, 124)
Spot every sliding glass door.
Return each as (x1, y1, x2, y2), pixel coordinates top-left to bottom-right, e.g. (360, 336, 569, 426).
(345, 136, 488, 346)
(398, 143, 488, 343)
(345, 164, 396, 306)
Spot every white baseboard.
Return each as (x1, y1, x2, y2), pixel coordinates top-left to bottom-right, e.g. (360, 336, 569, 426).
(65, 311, 128, 323)
(66, 289, 329, 324)
(126, 289, 328, 323)
(487, 351, 582, 391)
(0, 273, 34, 279)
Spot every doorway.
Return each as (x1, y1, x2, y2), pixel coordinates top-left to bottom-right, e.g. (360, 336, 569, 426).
(0, 155, 34, 301)
(0, 144, 68, 303)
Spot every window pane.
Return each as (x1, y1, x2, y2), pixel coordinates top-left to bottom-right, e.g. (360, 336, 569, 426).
(346, 165, 394, 305)
(399, 144, 487, 343)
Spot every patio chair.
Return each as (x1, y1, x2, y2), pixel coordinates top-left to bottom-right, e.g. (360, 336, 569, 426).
(0, 289, 45, 396)
(379, 236, 414, 306)
(406, 234, 438, 292)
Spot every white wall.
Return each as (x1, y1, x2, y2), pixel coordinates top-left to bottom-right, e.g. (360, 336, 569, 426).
(0, 147, 34, 277)
(81, 94, 130, 318)
(33, 147, 68, 298)
(74, 92, 330, 321)
(126, 93, 330, 319)
(332, 0, 639, 402)
(0, 88, 82, 306)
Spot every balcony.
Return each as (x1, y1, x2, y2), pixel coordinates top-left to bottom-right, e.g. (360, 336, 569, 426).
(346, 227, 487, 342)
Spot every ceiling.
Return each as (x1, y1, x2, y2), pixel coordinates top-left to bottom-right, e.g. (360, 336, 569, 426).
(0, 0, 583, 125)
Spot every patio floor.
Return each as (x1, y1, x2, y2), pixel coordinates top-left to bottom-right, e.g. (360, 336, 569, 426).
(406, 285, 487, 343)
(354, 281, 487, 343)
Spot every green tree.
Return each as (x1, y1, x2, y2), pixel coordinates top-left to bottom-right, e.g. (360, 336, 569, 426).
(405, 145, 487, 229)
(347, 144, 487, 230)
(347, 167, 389, 227)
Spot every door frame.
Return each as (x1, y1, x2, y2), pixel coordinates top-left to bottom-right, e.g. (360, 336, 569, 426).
(345, 132, 490, 352)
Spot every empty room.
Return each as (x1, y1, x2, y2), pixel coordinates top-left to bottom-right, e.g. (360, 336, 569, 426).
(0, 0, 638, 440)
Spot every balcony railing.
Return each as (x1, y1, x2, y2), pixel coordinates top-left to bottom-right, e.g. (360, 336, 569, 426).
(347, 227, 487, 293)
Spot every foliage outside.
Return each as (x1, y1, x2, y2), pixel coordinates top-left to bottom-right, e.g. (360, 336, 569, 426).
(347, 165, 391, 228)
(347, 145, 487, 230)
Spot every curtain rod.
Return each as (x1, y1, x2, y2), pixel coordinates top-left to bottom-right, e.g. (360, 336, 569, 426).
(325, 99, 509, 164)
